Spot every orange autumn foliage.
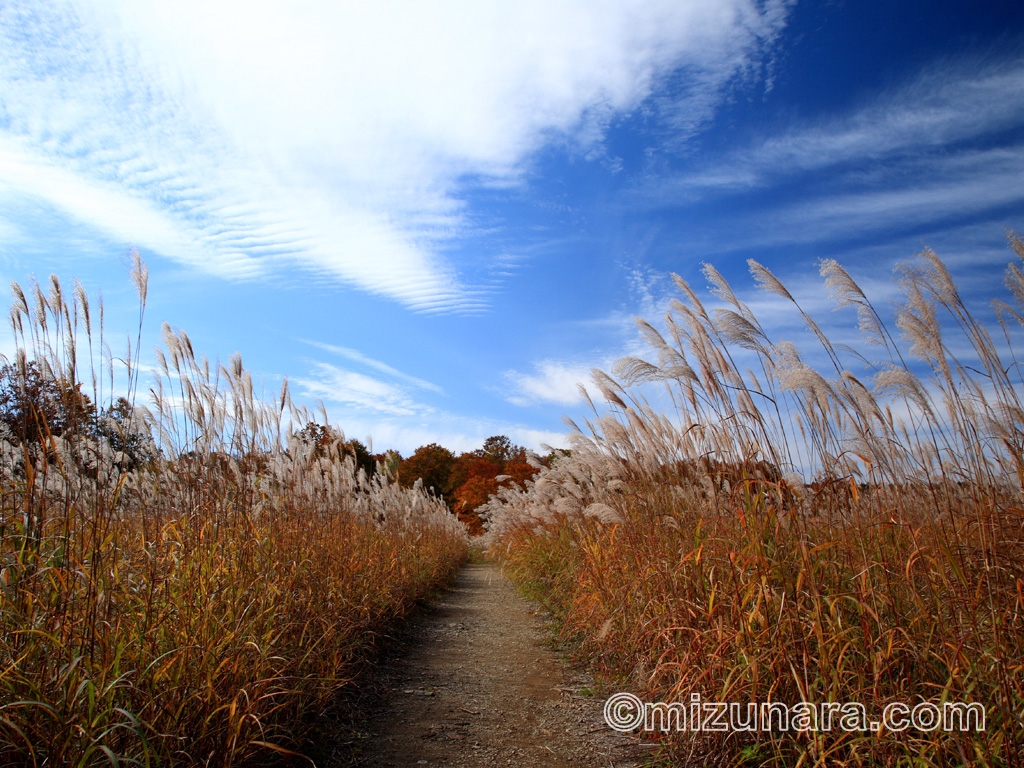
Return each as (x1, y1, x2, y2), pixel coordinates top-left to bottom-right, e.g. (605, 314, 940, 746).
(396, 436, 544, 536)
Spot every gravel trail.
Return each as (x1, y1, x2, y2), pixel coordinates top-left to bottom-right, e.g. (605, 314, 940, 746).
(324, 562, 652, 767)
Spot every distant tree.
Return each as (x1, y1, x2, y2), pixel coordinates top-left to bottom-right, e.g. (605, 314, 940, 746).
(451, 473, 496, 535)
(393, 436, 543, 534)
(449, 436, 539, 535)
(295, 421, 377, 477)
(446, 452, 475, 497)
(97, 396, 158, 470)
(0, 360, 96, 447)
(503, 448, 538, 487)
(480, 434, 518, 464)
(347, 438, 375, 478)
(448, 452, 488, 492)
(375, 449, 402, 478)
(296, 421, 334, 458)
(397, 443, 456, 496)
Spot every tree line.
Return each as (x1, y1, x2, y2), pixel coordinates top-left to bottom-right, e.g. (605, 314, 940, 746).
(392, 435, 555, 535)
(0, 360, 157, 471)
(295, 425, 553, 535)
(0, 359, 551, 535)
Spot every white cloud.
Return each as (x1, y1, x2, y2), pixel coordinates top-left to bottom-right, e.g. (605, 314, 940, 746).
(504, 360, 599, 406)
(0, 137, 265, 279)
(94, 0, 782, 177)
(658, 55, 1024, 196)
(630, 51, 1024, 262)
(0, 0, 789, 311)
(724, 147, 1024, 252)
(294, 361, 422, 416)
(300, 340, 443, 394)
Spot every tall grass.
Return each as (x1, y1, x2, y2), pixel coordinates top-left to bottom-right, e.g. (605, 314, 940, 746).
(485, 237, 1024, 766)
(0, 255, 467, 765)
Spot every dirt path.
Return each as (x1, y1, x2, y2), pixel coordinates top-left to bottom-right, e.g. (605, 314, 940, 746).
(323, 563, 652, 767)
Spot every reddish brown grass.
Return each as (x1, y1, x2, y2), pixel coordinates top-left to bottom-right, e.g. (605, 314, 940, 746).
(488, 238, 1024, 766)
(0, 258, 467, 764)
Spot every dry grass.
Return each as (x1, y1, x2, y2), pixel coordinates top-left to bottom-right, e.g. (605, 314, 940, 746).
(486, 237, 1024, 766)
(0, 255, 468, 764)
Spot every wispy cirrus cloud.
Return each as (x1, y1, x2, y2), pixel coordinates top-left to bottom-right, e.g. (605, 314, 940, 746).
(293, 339, 443, 418)
(654, 55, 1024, 197)
(0, 2, 471, 307)
(504, 360, 599, 407)
(300, 340, 443, 394)
(712, 147, 1024, 254)
(293, 356, 572, 453)
(0, 0, 791, 312)
(630, 51, 1024, 263)
(294, 361, 423, 417)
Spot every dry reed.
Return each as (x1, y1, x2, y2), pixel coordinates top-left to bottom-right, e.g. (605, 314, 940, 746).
(0, 254, 467, 765)
(486, 236, 1024, 766)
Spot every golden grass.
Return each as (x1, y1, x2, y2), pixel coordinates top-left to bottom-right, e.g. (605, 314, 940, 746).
(487, 237, 1024, 766)
(0, 256, 468, 764)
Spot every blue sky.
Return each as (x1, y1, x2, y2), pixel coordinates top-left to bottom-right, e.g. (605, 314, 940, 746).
(1, 0, 1022, 455)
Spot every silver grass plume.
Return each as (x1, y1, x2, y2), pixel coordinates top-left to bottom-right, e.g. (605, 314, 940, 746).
(748, 259, 794, 302)
(820, 258, 885, 344)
